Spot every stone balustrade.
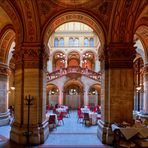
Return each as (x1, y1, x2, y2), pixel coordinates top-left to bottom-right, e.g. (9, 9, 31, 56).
(47, 66, 101, 82)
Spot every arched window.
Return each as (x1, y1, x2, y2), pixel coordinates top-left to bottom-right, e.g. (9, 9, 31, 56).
(59, 38, 64, 46)
(54, 38, 59, 47)
(90, 38, 94, 46)
(84, 38, 89, 46)
(74, 38, 79, 46)
(69, 38, 74, 46)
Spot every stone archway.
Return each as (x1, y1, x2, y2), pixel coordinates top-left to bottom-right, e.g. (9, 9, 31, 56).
(0, 26, 16, 126)
(63, 79, 84, 109)
(88, 84, 101, 106)
(46, 84, 59, 106)
(42, 11, 106, 51)
(42, 11, 105, 110)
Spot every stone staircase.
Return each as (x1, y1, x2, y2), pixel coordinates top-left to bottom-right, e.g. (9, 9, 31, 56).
(47, 66, 101, 82)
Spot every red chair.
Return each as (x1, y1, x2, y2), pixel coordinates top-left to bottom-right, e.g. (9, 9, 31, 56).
(57, 112, 64, 125)
(48, 115, 56, 130)
(77, 106, 81, 110)
(87, 105, 90, 109)
(92, 106, 97, 112)
(52, 107, 59, 114)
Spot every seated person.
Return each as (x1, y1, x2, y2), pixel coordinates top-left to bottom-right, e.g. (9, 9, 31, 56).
(50, 104, 53, 110)
(55, 103, 59, 108)
(97, 105, 101, 114)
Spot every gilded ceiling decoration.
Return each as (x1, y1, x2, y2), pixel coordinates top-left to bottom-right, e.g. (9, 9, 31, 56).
(37, 0, 114, 31)
(0, 0, 147, 62)
(51, 0, 91, 6)
(0, 6, 12, 32)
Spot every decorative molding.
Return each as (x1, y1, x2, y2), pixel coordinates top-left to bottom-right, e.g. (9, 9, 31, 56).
(99, 43, 136, 69)
(0, 62, 10, 76)
(43, 11, 105, 50)
(0, 0, 23, 44)
(144, 64, 148, 75)
(111, 0, 140, 42)
(13, 44, 49, 70)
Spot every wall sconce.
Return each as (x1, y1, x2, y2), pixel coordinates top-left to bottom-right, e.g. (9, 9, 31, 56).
(10, 86, 15, 90)
(136, 83, 144, 93)
(136, 86, 141, 91)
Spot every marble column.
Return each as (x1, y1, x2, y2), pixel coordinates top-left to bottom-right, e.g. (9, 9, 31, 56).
(143, 64, 148, 113)
(0, 62, 10, 126)
(83, 87, 89, 105)
(58, 89, 63, 105)
(80, 55, 83, 67)
(97, 43, 135, 144)
(65, 55, 68, 68)
(95, 56, 100, 72)
(10, 43, 49, 145)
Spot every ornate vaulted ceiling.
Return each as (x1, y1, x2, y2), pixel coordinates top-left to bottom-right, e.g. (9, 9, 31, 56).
(37, 0, 114, 30)
(0, 6, 12, 32)
(0, 0, 147, 51)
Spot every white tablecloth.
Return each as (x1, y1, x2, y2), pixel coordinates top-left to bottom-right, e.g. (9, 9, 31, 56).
(56, 106, 67, 113)
(81, 108, 90, 113)
(111, 124, 148, 140)
(89, 112, 98, 125)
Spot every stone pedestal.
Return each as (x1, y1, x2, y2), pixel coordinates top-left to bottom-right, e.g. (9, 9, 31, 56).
(0, 111, 10, 126)
(97, 120, 107, 143)
(10, 121, 49, 145)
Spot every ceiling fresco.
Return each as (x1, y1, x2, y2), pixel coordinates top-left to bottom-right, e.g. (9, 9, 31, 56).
(0, 6, 12, 32)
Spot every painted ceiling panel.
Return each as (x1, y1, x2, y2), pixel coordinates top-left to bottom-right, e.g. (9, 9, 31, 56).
(0, 6, 12, 32)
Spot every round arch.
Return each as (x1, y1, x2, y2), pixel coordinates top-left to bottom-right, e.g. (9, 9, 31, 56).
(67, 51, 80, 67)
(46, 83, 59, 106)
(63, 79, 84, 108)
(135, 25, 148, 64)
(0, 2, 23, 45)
(88, 83, 101, 106)
(52, 51, 66, 70)
(0, 27, 15, 64)
(42, 11, 106, 51)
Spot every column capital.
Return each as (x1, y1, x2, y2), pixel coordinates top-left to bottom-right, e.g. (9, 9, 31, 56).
(99, 42, 136, 68)
(0, 62, 10, 76)
(144, 64, 148, 74)
(13, 43, 49, 69)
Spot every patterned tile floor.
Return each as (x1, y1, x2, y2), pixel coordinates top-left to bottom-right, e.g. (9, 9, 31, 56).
(0, 110, 112, 148)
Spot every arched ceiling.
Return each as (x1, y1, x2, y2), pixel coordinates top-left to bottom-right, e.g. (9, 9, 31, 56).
(0, 0, 147, 50)
(51, 0, 91, 6)
(64, 79, 83, 89)
(47, 84, 58, 90)
(37, 0, 114, 30)
(0, 29, 15, 63)
(0, 6, 12, 32)
(135, 3, 148, 63)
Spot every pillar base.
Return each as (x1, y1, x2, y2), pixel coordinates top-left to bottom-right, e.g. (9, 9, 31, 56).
(0, 111, 10, 126)
(10, 120, 49, 145)
(97, 120, 114, 145)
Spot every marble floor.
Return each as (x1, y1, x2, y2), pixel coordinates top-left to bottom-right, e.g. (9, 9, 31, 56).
(0, 111, 112, 148)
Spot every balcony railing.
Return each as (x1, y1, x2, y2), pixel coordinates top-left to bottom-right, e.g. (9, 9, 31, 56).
(47, 66, 101, 82)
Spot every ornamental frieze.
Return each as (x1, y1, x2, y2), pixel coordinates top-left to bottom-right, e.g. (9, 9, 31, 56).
(0, 63, 10, 76)
(107, 49, 135, 60)
(144, 64, 148, 74)
(13, 46, 49, 66)
(107, 43, 136, 60)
